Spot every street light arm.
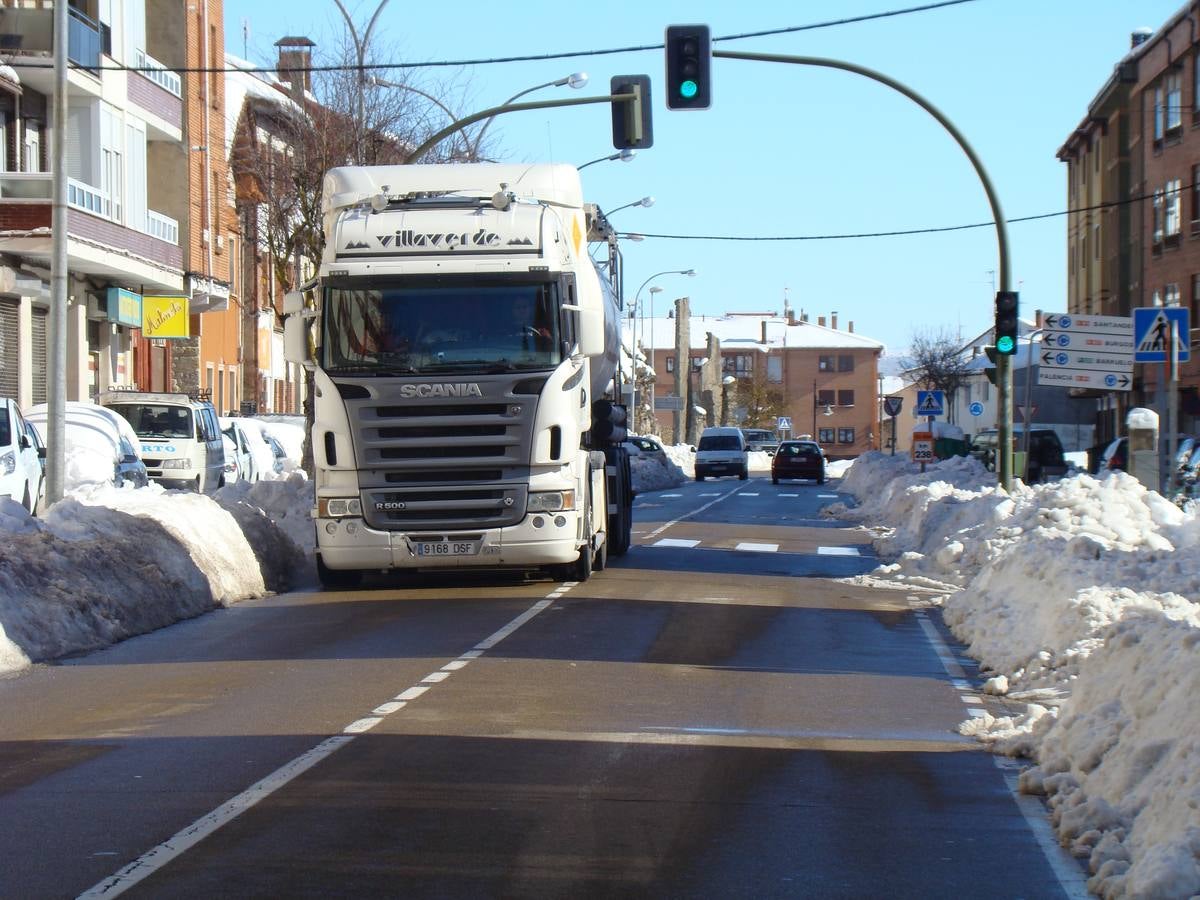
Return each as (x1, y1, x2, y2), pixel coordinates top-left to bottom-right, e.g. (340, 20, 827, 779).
(471, 73, 586, 157)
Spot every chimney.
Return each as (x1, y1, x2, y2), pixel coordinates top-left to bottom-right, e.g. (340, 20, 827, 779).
(761, 321, 768, 343)
(275, 36, 316, 96)
(848, 321, 854, 333)
(818, 316, 826, 327)
(1131, 27, 1153, 48)
(787, 310, 796, 326)
(831, 311, 839, 331)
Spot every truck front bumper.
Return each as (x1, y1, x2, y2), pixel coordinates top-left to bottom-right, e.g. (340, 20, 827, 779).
(315, 510, 583, 571)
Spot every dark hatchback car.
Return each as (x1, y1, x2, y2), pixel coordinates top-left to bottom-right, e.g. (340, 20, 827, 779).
(772, 440, 826, 484)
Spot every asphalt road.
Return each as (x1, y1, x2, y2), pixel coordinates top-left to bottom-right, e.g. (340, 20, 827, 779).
(0, 473, 1087, 899)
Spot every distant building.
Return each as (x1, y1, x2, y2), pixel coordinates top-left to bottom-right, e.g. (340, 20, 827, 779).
(628, 305, 884, 459)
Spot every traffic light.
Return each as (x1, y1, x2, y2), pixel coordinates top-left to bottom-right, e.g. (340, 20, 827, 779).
(665, 25, 711, 110)
(994, 291, 1019, 355)
(592, 399, 628, 443)
(610, 75, 653, 150)
(984, 345, 998, 386)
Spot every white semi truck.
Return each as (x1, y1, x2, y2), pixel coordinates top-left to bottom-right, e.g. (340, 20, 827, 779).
(283, 163, 634, 587)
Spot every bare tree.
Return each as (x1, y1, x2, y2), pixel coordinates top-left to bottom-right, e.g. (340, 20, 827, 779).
(734, 374, 786, 429)
(903, 328, 974, 421)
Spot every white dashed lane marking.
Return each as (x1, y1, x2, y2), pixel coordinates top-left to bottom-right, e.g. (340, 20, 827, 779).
(653, 538, 702, 548)
(817, 546, 860, 556)
(735, 542, 779, 553)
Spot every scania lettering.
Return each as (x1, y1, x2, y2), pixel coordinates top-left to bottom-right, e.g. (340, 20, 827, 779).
(284, 163, 634, 587)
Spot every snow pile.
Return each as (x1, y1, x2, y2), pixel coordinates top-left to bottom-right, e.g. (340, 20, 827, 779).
(0, 479, 311, 673)
(835, 451, 1200, 897)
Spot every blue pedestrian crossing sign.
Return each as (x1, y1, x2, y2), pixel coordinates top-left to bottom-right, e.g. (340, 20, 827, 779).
(916, 390, 945, 417)
(1133, 307, 1191, 363)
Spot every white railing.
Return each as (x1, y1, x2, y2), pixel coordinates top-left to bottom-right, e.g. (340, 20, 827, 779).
(0, 172, 53, 201)
(135, 49, 182, 98)
(67, 178, 110, 217)
(146, 209, 179, 245)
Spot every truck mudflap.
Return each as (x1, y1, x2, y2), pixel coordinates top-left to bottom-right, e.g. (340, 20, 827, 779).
(603, 444, 633, 556)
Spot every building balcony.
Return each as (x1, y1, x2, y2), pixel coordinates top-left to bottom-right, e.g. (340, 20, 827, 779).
(0, 4, 105, 97)
(0, 171, 52, 201)
(128, 49, 182, 136)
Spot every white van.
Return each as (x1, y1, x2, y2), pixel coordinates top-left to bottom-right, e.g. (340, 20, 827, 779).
(694, 426, 749, 481)
(0, 397, 45, 512)
(101, 392, 226, 492)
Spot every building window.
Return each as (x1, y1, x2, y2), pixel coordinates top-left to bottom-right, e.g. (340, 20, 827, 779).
(22, 121, 39, 172)
(665, 356, 674, 373)
(1155, 84, 1165, 144)
(722, 353, 753, 376)
(818, 355, 834, 371)
(1166, 283, 1181, 307)
(1166, 179, 1182, 241)
(837, 428, 855, 444)
(1166, 71, 1183, 135)
(690, 357, 703, 371)
(837, 390, 855, 407)
(817, 428, 835, 444)
(1094, 222, 1100, 260)
(1154, 188, 1165, 247)
(766, 355, 783, 383)
(837, 354, 854, 372)
(817, 389, 835, 406)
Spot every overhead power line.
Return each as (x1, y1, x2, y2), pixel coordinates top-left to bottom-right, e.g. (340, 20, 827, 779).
(7, 0, 978, 76)
(617, 185, 1177, 242)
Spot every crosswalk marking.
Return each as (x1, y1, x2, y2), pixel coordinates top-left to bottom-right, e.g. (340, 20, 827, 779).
(653, 538, 701, 548)
(735, 542, 778, 553)
(817, 546, 860, 556)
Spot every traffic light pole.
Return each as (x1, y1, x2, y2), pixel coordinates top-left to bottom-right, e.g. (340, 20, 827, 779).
(713, 50, 1016, 489)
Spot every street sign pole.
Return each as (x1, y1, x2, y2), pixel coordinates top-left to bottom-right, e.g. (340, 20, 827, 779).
(1166, 321, 1180, 495)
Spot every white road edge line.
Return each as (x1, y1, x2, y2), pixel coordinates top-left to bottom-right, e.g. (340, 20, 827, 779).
(78, 595, 561, 899)
(916, 607, 1089, 899)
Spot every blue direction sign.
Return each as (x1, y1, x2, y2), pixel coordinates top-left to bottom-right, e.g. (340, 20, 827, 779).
(968, 401, 984, 417)
(1133, 307, 1191, 363)
(915, 390, 945, 417)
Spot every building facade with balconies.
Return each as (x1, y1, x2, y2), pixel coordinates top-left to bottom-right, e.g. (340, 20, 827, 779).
(0, 0, 184, 406)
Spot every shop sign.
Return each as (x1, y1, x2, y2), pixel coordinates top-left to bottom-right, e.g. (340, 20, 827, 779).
(106, 287, 142, 327)
(142, 296, 190, 339)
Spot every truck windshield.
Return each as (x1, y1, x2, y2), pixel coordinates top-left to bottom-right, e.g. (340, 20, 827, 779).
(322, 279, 562, 374)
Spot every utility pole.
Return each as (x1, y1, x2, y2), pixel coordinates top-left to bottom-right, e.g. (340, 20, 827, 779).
(46, 0, 68, 504)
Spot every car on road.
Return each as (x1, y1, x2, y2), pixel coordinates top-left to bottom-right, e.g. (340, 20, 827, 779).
(771, 439, 826, 485)
(0, 397, 45, 513)
(969, 427, 1067, 483)
(740, 428, 780, 455)
(694, 426, 749, 481)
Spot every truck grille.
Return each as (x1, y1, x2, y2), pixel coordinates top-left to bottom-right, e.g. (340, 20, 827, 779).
(335, 375, 538, 531)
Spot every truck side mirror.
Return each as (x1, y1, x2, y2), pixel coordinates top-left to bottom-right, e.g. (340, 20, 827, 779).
(576, 306, 604, 357)
(283, 312, 314, 367)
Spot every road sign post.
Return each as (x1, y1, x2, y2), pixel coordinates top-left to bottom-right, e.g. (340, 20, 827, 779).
(883, 396, 903, 456)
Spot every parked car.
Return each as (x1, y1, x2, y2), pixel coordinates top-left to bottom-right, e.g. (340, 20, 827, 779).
(0, 397, 45, 513)
(24, 401, 149, 490)
(622, 435, 668, 465)
(265, 434, 287, 475)
(771, 439, 826, 485)
(694, 426, 749, 481)
(969, 427, 1067, 483)
(233, 417, 285, 480)
(101, 392, 226, 492)
(1100, 436, 1128, 472)
(740, 428, 780, 455)
(220, 417, 261, 484)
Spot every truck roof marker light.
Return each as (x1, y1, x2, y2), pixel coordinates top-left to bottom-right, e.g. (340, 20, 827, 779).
(370, 193, 388, 213)
(491, 189, 513, 211)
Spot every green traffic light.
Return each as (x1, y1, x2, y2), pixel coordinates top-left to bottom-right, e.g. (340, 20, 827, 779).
(996, 335, 1015, 354)
(680, 80, 698, 99)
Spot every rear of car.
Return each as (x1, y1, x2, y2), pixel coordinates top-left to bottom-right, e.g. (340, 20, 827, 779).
(740, 428, 779, 455)
(772, 440, 826, 484)
(694, 427, 748, 481)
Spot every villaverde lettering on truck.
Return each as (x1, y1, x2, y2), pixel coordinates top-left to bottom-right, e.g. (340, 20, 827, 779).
(283, 163, 634, 589)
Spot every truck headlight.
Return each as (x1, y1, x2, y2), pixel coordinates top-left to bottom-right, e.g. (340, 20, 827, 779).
(0, 451, 14, 475)
(319, 497, 362, 518)
(528, 490, 575, 513)
(161, 458, 192, 470)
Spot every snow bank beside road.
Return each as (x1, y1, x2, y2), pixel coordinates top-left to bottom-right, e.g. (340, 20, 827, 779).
(0, 477, 312, 675)
(836, 451, 1200, 898)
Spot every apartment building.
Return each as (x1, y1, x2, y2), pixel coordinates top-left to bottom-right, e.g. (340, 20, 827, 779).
(633, 303, 884, 458)
(0, 0, 185, 406)
(1060, 5, 1200, 441)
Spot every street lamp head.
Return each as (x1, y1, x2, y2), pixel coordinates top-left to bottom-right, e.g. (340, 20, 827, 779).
(683, 269, 696, 277)
(625, 233, 646, 242)
(560, 71, 589, 89)
(648, 286, 663, 295)
(722, 375, 736, 385)
(637, 196, 655, 208)
(618, 148, 636, 162)
(823, 404, 834, 417)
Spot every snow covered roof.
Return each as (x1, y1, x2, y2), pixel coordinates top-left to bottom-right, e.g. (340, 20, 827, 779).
(626, 313, 885, 354)
(223, 53, 306, 155)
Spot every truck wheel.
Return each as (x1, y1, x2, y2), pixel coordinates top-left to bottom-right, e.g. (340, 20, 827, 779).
(317, 556, 362, 590)
(594, 533, 608, 572)
(695, 473, 705, 482)
(739, 467, 748, 480)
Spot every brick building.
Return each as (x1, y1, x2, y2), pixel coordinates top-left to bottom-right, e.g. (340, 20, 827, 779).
(1059, 6, 1200, 441)
(632, 302, 884, 458)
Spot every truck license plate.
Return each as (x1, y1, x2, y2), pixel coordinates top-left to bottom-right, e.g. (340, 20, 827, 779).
(415, 541, 480, 557)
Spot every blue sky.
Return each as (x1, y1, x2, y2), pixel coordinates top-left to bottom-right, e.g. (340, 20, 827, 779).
(223, 0, 1183, 358)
